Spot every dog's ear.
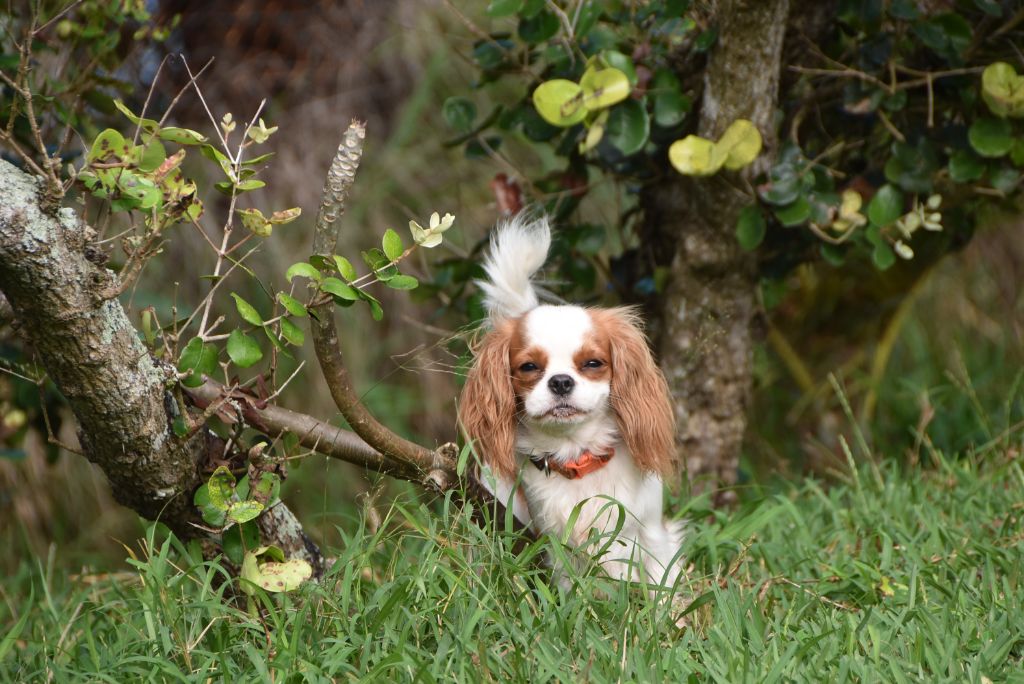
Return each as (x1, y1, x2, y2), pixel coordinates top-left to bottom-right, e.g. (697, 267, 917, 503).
(599, 308, 676, 477)
(460, 321, 518, 479)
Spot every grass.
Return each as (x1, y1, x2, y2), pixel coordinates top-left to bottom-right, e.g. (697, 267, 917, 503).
(3, 433, 1022, 681)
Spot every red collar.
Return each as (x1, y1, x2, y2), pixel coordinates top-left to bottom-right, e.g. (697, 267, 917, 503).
(528, 448, 615, 479)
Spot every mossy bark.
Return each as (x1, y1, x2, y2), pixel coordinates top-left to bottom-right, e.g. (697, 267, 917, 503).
(647, 0, 791, 503)
(0, 159, 318, 566)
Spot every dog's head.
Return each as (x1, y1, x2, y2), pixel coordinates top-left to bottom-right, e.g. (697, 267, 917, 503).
(460, 304, 676, 479)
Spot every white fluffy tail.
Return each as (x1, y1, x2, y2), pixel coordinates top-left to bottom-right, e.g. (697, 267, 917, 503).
(478, 213, 551, 321)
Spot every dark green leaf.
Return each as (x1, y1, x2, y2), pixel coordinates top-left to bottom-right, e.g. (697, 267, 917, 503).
(736, 206, 767, 250)
(518, 10, 559, 44)
(442, 97, 477, 134)
(178, 336, 219, 387)
(486, 0, 523, 17)
(948, 150, 985, 182)
(968, 117, 1013, 158)
(867, 184, 903, 226)
(990, 167, 1021, 193)
(773, 196, 812, 227)
(604, 99, 649, 155)
(222, 521, 260, 565)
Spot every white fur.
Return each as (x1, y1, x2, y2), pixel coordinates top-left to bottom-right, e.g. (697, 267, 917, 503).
(476, 217, 685, 588)
(477, 213, 551, 322)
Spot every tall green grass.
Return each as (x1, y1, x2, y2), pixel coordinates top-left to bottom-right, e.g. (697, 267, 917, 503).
(4, 436, 1022, 682)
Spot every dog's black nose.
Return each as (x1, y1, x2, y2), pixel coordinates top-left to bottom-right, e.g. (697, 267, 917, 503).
(548, 374, 574, 396)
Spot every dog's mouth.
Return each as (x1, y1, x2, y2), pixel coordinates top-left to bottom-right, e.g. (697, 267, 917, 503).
(544, 404, 583, 420)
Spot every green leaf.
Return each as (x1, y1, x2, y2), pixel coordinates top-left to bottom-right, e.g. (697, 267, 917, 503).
(193, 483, 227, 527)
(286, 262, 323, 283)
(1011, 139, 1024, 167)
(321, 277, 360, 301)
(580, 67, 631, 111)
(237, 207, 272, 237)
(207, 466, 236, 510)
(968, 117, 1014, 158)
(442, 97, 477, 133)
(872, 241, 896, 270)
(240, 546, 313, 594)
(178, 336, 219, 387)
(222, 521, 259, 566)
(867, 185, 903, 226)
(533, 79, 587, 127)
(990, 167, 1021, 193)
(486, 0, 523, 16)
(605, 99, 649, 155)
(226, 499, 264, 524)
(382, 228, 404, 261)
(276, 292, 307, 318)
(361, 248, 398, 280)
(385, 275, 419, 290)
(518, 9, 559, 44)
(651, 69, 690, 128)
(948, 150, 985, 182)
(773, 196, 811, 227)
(280, 318, 305, 346)
(113, 99, 160, 133)
(334, 256, 357, 281)
(136, 138, 167, 172)
(982, 62, 1024, 118)
(226, 329, 263, 368)
(736, 206, 767, 251)
(158, 126, 207, 145)
(231, 293, 264, 325)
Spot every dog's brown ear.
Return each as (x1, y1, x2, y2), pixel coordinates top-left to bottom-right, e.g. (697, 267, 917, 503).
(459, 321, 518, 479)
(598, 307, 676, 477)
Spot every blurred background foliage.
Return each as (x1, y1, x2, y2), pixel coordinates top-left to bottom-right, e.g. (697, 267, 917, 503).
(1, 0, 1022, 574)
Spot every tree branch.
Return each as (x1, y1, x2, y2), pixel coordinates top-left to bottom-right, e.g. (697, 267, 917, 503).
(308, 121, 458, 489)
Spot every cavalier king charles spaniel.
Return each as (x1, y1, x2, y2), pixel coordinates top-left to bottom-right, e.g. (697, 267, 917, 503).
(461, 214, 685, 587)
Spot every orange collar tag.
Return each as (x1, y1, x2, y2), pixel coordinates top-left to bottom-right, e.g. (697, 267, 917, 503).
(530, 448, 615, 479)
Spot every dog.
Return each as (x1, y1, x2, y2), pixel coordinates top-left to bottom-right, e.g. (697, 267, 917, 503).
(460, 214, 685, 587)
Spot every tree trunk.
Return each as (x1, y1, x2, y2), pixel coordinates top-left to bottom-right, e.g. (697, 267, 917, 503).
(0, 159, 320, 568)
(648, 0, 791, 504)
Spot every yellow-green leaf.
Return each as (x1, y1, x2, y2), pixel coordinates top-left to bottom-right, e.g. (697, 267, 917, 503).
(982, 62, 1024, 119)
(237, 208, 272, 237)
(269, 207, 301, 225)
(533, 79, 587, 127)
(240, 546, 313, 594)
(668, 135, 720, 176)
(580, 67, 631, 111)
(714, 119, 763, 170)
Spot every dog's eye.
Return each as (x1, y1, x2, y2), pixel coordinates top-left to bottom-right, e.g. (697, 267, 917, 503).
(583, 359, 604, 369)
(518, 362, 539, 372)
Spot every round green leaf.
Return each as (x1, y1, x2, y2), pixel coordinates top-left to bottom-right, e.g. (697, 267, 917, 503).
(226, 329, 263, 368)
(276, 292, 307, 318)
(948, 150, 985, 182)
(178, 336, 218, 387)
(230, 293, 264, 325)
(735, 206, 767, 251)
(442, 97, 477, 133)
(990, 167, 1021, 193)
(382, 228, 404, 261)
(604, 99, 649, 155)
(518, 9, 559, 44)
(968, 117, 1014, 158)
(668, 135, 718, 176)
(533, 80, 587, 127)
(872, 241, 896, 271)
(773, 196, 811, 227)
(580, 67, 631, 111)
(867, 184, 903, 226)
(652, 69, 690, 128)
